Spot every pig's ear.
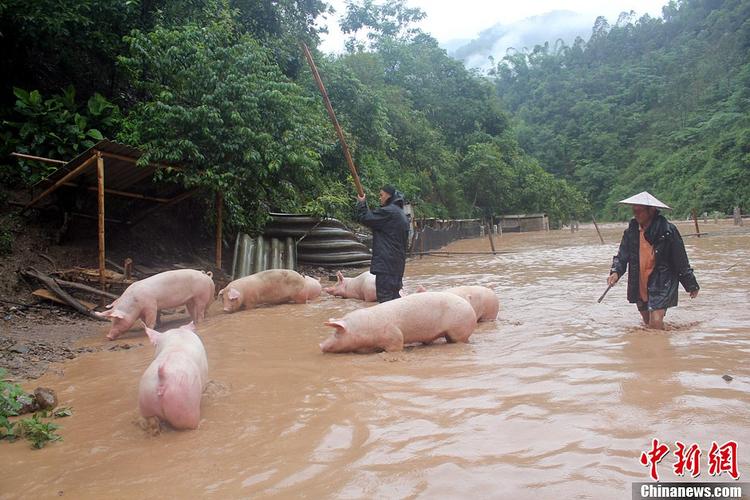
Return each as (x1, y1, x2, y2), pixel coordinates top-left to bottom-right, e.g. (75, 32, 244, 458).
(144, 326, 161, 345)
(183, 321, 196, 332)
(324, 319, 347, 333)
(218, 288, 224, 296)
(228, 287, 241, 301)
(110, 309, 126, 319)
(97, 308, 125, 319)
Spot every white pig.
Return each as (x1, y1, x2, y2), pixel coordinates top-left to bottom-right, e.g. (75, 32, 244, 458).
(303, 275, 322, 301)
(96, 269, 215, 340)
(138, 322, 208, 430)
(218, 269, 309, 313)
(320, 292, 477, 353)
(444, 285, 499, 322)
(323, 271, 378, 302)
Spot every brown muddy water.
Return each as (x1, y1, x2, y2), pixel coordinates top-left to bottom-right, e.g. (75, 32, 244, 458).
(2, 221, 749, 499)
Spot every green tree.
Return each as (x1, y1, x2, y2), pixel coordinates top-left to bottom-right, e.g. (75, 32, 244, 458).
(118, 17, 334, 232)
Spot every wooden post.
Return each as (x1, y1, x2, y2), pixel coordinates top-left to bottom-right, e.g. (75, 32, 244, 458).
(302, 43, 365, 197)
(592, 213, 605, 244)
(215, 192, 223, 270)
(123, 258, 133, 281)
(487, 217, 496, 255)
(96, 152, 106, 300)
(691, 208, 701, 237)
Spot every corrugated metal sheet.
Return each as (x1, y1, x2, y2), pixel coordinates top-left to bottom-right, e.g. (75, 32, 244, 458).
(266, 214, 371, 267)
(231, 234, 297, 279)
(231, 215, 371, 275)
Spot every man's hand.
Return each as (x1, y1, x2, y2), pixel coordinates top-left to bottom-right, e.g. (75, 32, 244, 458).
(357, 193, 366, 203)
(690, 289, 699, 299)
(607, 272, 620, 287)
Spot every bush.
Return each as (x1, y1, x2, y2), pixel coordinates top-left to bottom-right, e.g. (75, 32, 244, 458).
(1, 86, 121, 186)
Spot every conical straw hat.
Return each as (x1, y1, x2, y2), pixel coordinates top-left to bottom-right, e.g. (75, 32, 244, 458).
(618, 191, 671, 209)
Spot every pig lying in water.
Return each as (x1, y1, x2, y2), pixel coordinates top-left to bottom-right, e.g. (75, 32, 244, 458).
(303, 275, 322, 301)
(218, 269, 315, 313)
(323, 271, 378, 302)
(444, 286, 499, 322)
(320, 292, 477, 353)
(96, 269, 215, 340)
(138, 322, 208, 430)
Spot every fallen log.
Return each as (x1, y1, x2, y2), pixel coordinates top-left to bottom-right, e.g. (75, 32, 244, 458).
(23, 268, 108, 321)
(52, 277, 119, 300)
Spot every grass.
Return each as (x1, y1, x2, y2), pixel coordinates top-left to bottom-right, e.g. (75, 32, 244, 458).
(1, 369, 67, 449)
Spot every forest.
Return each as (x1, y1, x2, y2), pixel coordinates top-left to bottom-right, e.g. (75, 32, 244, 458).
(494, 0, 750, 218)
(0, 0, 747, 234)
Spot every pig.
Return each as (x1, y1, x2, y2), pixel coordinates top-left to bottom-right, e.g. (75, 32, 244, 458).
(444, 286, 499, 322)
(95, 269, 215, 340)
(320, 291, 477, 353)
(218, 269, 309, 313)
(323, 271, 378, 302)
(303, 275, 322, 301)
(138, 322, 208, 430)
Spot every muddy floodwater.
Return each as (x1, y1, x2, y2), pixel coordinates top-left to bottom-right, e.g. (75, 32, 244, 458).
(3, 222, 749, 499)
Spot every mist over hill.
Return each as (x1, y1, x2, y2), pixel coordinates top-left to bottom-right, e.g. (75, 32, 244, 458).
(446, 10, 595, 70)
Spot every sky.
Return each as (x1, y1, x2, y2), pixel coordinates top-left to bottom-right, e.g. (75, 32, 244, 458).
(318, 0, 668, 54)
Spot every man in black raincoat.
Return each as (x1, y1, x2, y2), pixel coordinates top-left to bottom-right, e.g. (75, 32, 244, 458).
(607, 191, 699, 330)
(356, 186, 410, 302)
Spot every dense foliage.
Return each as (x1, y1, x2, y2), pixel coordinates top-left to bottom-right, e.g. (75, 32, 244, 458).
(493, 0, 750, 219)
(20, 0, 741, 233)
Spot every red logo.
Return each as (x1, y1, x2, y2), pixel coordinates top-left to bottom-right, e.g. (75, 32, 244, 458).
(708, 441, 739, 480)
(641, 438, 670, 481)
(640, 439, 740, 481)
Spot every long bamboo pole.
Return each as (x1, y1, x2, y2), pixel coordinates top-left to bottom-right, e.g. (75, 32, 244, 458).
(301, 43, 364, 197)
(11, 152, 67, 165)
(96, 152, 106, 301)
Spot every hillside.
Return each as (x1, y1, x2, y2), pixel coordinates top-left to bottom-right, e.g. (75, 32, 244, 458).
(492, 0, 750, 218)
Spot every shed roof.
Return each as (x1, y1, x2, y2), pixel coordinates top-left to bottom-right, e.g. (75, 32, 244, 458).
(24, 140, 192, 224)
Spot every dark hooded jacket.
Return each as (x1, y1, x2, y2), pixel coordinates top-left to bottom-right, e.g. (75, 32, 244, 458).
(356, 191, 410, 276)
(610, 214, 699, 309)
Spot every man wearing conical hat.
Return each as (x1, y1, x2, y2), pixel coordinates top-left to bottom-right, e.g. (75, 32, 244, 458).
(607, 191, 700, 329)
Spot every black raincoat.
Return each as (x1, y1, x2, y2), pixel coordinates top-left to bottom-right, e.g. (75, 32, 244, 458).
(356, 191, 410, 277)
(610, 214, 699, 310)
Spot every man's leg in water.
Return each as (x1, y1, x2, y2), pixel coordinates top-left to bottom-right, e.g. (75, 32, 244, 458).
(649, 309, 666, 330)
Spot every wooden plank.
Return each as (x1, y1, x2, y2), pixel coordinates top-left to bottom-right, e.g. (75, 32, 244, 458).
(23, 268, 108, 320)
(32, 289, 97, 310)
(23, 154, 97, 211)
